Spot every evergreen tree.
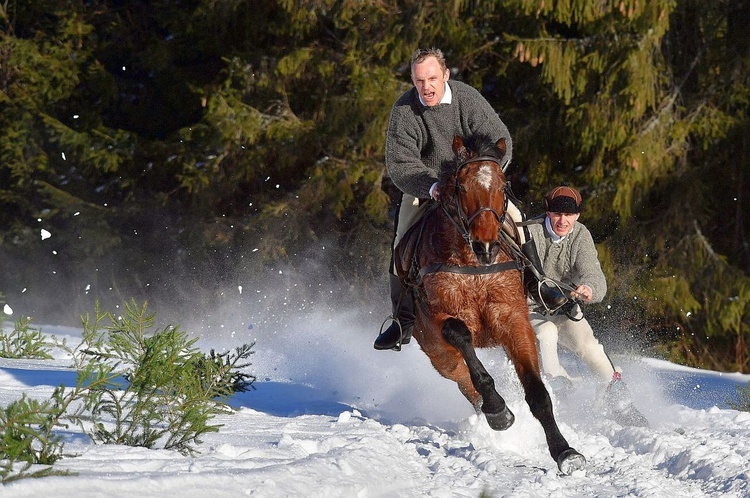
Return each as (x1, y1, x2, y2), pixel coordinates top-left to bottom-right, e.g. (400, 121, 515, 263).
(496, 0, 750, 371)
(0, 0, 747, 371)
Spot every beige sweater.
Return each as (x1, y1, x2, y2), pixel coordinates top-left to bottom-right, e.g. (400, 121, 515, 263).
(527, 219, 608, 303)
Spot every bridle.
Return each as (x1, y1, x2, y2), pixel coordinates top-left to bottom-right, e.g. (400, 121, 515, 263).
(443, 155, 509, 248)
(414, 155, 521, 283)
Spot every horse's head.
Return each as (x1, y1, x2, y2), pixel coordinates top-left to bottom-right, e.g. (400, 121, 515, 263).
(439, 135, 508, 265)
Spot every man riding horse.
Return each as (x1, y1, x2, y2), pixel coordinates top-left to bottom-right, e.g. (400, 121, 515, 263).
(375, 47, 529, 351)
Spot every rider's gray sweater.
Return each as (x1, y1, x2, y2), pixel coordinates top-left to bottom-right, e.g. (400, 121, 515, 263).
(385, 80, 513, 199)
(527, 219, 608, 303)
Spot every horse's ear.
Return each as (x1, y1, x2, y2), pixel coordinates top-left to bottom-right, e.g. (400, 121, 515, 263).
(453, 135, 469, 161)
(495, 137, 507, 158)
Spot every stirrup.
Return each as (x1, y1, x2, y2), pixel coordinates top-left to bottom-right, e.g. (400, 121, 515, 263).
(531, 278, 570, 314)
(375, 316, 409, 351)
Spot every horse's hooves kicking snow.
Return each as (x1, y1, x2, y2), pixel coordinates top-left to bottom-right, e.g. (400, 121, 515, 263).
(557, 448, 586, 475)
(485, 407, 515, 431)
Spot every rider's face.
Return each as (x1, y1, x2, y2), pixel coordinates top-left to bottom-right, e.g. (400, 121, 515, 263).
(546, 212, 580, 237)
(411, 56, 450, 107)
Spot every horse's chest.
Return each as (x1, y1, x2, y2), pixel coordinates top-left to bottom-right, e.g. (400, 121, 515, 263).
(423, 274, 519, 312)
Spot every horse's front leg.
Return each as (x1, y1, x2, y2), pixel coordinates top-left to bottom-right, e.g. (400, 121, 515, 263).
(504, 319, 586, 474)
(442, 317, 515, 431)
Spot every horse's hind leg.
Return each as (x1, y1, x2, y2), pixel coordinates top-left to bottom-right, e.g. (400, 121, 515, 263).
(442, 317, 515, 431)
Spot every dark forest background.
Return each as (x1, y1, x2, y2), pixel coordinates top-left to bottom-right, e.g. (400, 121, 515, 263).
(1, 0, 748, 372)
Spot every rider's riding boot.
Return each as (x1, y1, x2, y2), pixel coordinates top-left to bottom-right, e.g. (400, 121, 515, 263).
(374, 274, 415, 351)
(522, 239, 568, 311)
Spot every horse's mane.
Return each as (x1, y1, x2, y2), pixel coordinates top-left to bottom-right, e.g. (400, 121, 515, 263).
(438, 134, 502, 187)
(466, 134, 505, 160)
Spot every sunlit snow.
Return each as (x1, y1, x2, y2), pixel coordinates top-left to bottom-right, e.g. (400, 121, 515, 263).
(0, 307, 748, 497)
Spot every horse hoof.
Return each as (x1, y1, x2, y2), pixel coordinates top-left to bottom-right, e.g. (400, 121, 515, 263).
(484, 408, 515, 431)
(557, 448, 586, 475)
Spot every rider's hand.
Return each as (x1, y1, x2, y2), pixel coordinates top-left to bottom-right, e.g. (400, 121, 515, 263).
(429, 182, 440, 200)
(572, 284, 593, 302)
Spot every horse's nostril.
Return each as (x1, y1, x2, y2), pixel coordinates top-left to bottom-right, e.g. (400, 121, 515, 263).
(471, 241, 501, 265)
(471, 241, 496, 265)
(471, 241, 487, 256)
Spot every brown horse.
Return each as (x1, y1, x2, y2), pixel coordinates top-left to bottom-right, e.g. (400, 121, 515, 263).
(395, 135, 585, 475)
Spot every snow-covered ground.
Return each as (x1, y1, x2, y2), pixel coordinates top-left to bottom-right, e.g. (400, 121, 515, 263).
(1, 307, 749, 497)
